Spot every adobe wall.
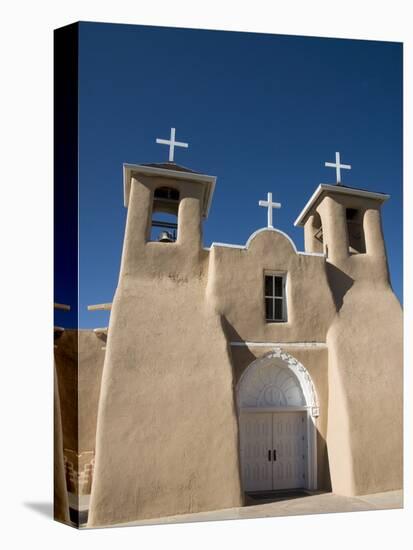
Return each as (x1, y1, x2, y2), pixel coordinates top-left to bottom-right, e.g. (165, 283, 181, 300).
(54, 330, 105, 504)
(206, 229, 336, 492)
(88, 169, 402, 526)
(327, 286, 403, 495)
(206, 229, 337, 343)
(317, 195, 403, 496)
(88, 178, 243, 526)
(54, 330, 78, 452)
(54, 364, 70, 523)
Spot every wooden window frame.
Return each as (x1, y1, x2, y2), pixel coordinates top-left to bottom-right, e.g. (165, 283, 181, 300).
(264, 272, 288, 323)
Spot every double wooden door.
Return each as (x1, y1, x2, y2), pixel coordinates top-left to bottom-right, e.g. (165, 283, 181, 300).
(240, 411, 307, 492)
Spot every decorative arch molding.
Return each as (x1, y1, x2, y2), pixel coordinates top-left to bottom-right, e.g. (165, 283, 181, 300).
(237, 347, 319, 417)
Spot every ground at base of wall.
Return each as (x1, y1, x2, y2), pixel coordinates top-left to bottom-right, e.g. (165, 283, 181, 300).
(83, 489, 402, 529)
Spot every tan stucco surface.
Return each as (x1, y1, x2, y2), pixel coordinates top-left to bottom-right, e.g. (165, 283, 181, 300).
(54, 330, 105, 454)
(327, 285, 403, 495)
(78, 331, 106, 452)
(314, 193, 403, 496)
(79, 165, 402, 525)
(54, 329, 105, 524)
(54, 330, 78, 452)
(88, 176, 243, 526)
(207, 231, 336, 343)
(54, 364, 69, 523)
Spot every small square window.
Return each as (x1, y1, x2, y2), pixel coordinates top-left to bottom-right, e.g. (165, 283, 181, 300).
(264, 274, 287, 322)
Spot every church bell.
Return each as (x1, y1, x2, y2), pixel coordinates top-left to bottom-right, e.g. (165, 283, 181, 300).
(158, 230, 174, 243)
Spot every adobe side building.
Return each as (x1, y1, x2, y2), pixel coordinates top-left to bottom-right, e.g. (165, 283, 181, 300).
(54, 327, 106, 525)
(86, 149, 402, 527)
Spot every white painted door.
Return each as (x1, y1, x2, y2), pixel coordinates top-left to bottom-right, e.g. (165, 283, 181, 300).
(239, 413, 273, 492)
(272, 412, 307, 490)
(240, 411, 307, 492)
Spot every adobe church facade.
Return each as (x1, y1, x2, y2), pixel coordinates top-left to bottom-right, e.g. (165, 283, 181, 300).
(77, 153, 403, 527)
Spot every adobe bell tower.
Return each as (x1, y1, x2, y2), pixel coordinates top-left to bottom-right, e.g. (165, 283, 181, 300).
(295, 151, 390, 275)
(120, 162, 216, 279)
(88, 132, 243, 527)
(294, 154, 402, 498)
(296, 183, 389, 270)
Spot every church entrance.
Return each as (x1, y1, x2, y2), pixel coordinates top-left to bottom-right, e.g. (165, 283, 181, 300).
(240, 410, 307, 492)
(237, 349, 318, 494)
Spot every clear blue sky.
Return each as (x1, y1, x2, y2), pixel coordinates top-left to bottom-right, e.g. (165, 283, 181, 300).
(57, 22, 403, 328)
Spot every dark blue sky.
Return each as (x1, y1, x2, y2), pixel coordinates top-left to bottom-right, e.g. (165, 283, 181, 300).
(59, 22, 402, 328)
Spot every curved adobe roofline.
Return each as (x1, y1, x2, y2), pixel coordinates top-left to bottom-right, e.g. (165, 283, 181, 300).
(245, 227, 297, 252)
(211, 227, 298, 253)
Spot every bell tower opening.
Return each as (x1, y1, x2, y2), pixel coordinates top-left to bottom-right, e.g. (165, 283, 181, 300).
(295, 184, 389, 261)
(122, 161, 217, 263)
(346, 208, 366, 254)
(311, 211, 324, 253)
(302, 211, 324, 254)
(150, 186, 180, 242)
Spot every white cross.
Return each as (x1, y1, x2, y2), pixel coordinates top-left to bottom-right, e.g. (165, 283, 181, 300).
(258, 192, 281, 228)
(156, 127, 189, 162)
(324, 151, 351, 185)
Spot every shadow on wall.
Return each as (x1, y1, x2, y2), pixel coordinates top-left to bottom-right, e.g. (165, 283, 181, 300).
(220, 316, 257, 385)
(326, 263, 354, 312)
(220, 315, 256, 504)
(316, 429, 332, 492)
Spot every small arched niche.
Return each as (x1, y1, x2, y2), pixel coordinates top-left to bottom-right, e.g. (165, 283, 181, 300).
(150, 186, 180, 242)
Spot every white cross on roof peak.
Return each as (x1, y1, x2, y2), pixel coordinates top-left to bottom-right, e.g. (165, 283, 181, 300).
(324, 151, 351, 185)
(258, 192, 281, 228)
(156, 127, 189, 162)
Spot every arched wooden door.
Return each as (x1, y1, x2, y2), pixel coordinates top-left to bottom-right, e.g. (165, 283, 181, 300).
(237, 351, 318, 493)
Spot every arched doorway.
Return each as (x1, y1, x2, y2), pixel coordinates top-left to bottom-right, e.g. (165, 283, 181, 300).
(237, 348, 319, 493)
